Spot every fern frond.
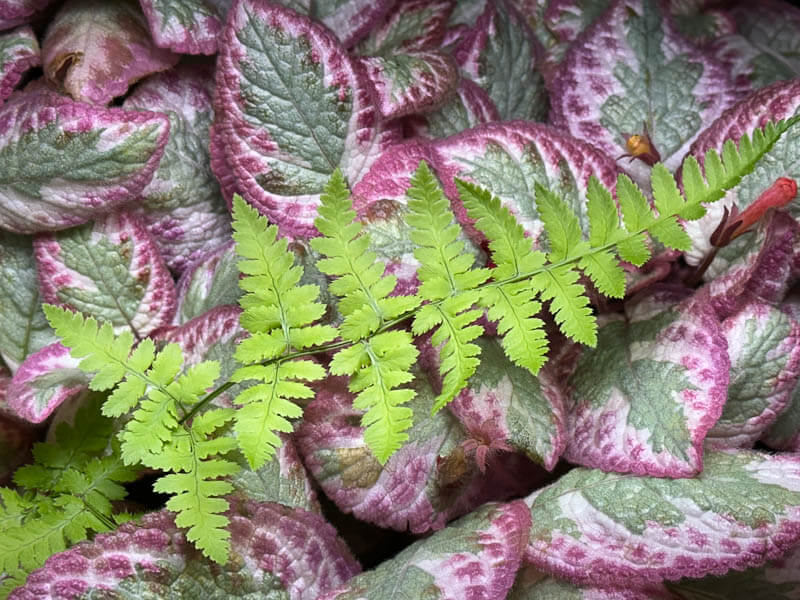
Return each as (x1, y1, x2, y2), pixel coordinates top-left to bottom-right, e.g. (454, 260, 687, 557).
(406, 162, 489, 412)
(1, 402, 137, 593)
(149, 408, 238, 564)
(231, 195, 336, 468)
(330, 330, 418, 462)
(310, 169, 420, 340)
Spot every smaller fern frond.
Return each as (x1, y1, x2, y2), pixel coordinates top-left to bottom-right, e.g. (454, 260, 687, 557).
(231, 195, 335, 468)
(149, 408, 238, 564)
(310, 169, 420, 340)
(406, 162, 488, 412)
(330, 330, 418, 463)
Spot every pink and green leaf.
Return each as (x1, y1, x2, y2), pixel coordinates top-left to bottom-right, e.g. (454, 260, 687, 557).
(10, 502, 360, 599)
(454, 0, 548, 122)
(320, 500, 530, 600)
(0, 0, 51, 31)
(549, 0, 738, 173)
(138, 0, 224, 55)
(34, 211, 177, 338)
(563, 288, 728, 478)
(0, 89, 169, 233)
(213, 0, 390, 236)
(0, 26, 39, 104)
(355, 0, 453, 55)
(706, 302, 800, 450)
(6, 342, 88, 423)
(124, 65, 231, 274)
(526, 450, 800, 588)
(0, 232, 57, 371)
(174, 240, 241, 324)
(41, 0, 178, 105)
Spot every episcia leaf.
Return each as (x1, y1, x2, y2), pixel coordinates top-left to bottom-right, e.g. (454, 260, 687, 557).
(0, 0, 52, 30)
(0, 232, 57, 372)
(306, 0, 394, 48)
(357, 50, 458, 120)
(454, 0, 548, 122)
(41, 0, 178, 105)
(0, 26, 39, 104)
(354, 0, 454, 55)
(6, 342, 88, 423)
(563, 288, 728, 478)
(422, 77, 500, 139)
(706, 302, 800, 450)
(667, 542, 800, 600)
(138, 0, 224, 55)
(544, 0, 613, 45)
(34, 211, 177, 338)
(319, 501, 530, 600)
(709, 0, 800, 92)
(10, 501, 360, 600)
(213, 0, 396, 237)
(0, 89, 169, 234)
(123, 64, 231, 274)
(667, 1, 735, 46)
(174, 241, 241, 324)
(433, 121, 619, 248)
(526, 450, 800, 588)
(550, 0, 738, 173)
(683, 79, 800, 273)
(296, 367, 536, 534)
(448, 337, 566, 471)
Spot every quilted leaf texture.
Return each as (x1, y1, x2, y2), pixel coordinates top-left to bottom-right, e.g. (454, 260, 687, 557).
(319, 501, 530, 600)
(525, 450, 800, 588)
(0, 26, 39, 103)
(214, 0, 393, 237)
(563, 287, 728, 478)
(0, 88, 169, 233)
(35, 211, 177, 338)
(10, 502, 360, 600)
(138, 0, 224, 55)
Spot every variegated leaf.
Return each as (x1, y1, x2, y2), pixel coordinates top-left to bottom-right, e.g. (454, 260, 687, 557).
(683, 79, 800, 272)
(124, 65, 231, 274)
(667, 542, 800, 600)
(11, 502, 360, 599)
(432, 121, 620, 246)
(0, 26, 39, 104)
(708, 0, 800, 92)
(563, 288, 728, 478)
(0, 0, 51, 30)
(319, 501, 530, 600)
(355, 0, 454, 54)
(449, 337, 566, 471)
(667, 0, 735, 46)
(526, 450, 800, 588)
(6, 342, 88, 423)
(214, 0, 395, 237)
(42, 0, 178, 105)
(0, 232, 57, 372)
(0, 89, 170, 233)
(34, 211, 177, 338)
(358, 50, 458, 119)
(508, 565, 672, 600)
(549, 0, 738, 173)
(138, 0, 224, 55)
(706, 302, 800, 449)
(307, 0, 395, 48)
(422, 77, 499, 139)
(454, 0, 548, 122)
(295, 370, 541, 534)
(174, 241, 240, 324)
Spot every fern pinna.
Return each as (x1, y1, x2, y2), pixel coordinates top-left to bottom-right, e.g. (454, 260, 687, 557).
(26, 116, 797, 570)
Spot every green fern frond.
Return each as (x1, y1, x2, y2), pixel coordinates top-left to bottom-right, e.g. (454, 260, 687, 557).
(330, 330, 418, 462)
(1, 399, 137, 594)
(310, 169, 420, 340)
(405, 162, 489, 412)
(149, 408, 238, 564)
(231, 195, 335, 468)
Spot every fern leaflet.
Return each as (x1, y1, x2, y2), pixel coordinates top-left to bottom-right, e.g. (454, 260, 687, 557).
(406, 161, 489, 413)
(231, 194, 336, 468)
(309, 175, 420, 463)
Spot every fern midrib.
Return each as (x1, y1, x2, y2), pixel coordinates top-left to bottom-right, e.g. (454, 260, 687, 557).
(363, 340, 400, 437)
